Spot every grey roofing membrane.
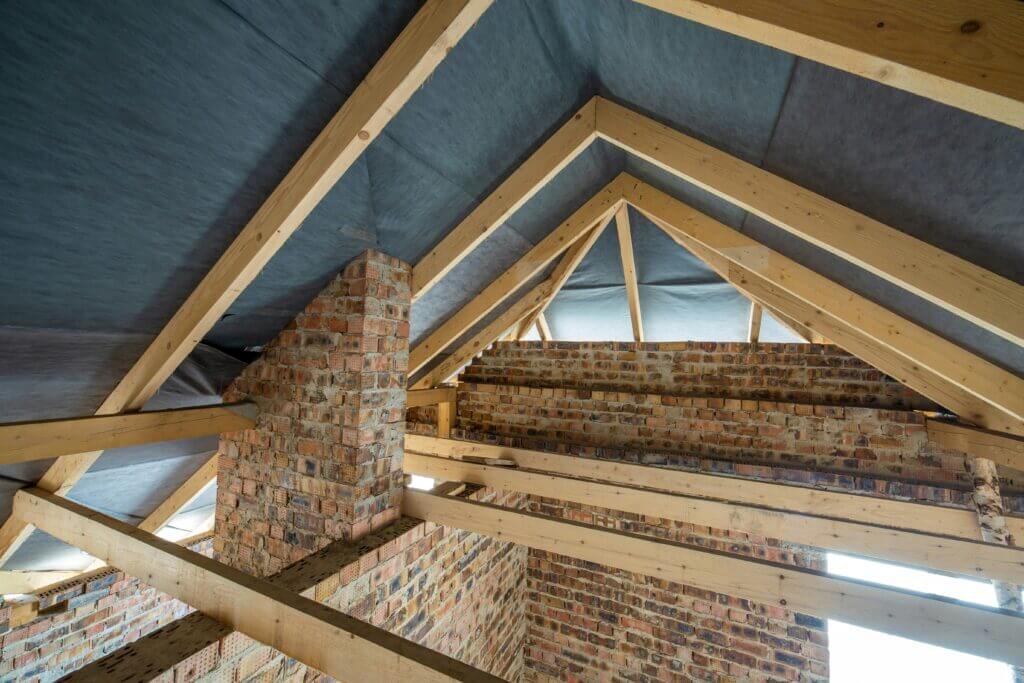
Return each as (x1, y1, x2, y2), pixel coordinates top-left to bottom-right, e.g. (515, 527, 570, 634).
(0, 0, 1021, 569)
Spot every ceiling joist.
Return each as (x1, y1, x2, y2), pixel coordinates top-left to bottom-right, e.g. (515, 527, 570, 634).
(632, 0, 1024, 129)
(403, 444, 1024, 585)
(15, 488, 498, 683)
(405, 489, 1024, 667)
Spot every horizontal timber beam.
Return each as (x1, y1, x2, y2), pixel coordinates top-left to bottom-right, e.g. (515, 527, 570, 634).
(409, 179, 624, 375)
(630, 0, 1024, 129)
(0, 403, 255, 465)
(14, 489, 500, 683)
(928, 419, 1024, 472)
(407, 386, 458, 409)
(0, 0, 492, 567)
(404, 449, 1024, 586)
(404, 435, 1024, 544)
(405, 490, 1024, 666)
(598, 98, 1024, 346)
(626, 176, 1024, 437)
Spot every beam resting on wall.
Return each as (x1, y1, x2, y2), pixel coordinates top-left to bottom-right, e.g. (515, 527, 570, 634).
(630, 1, 1024, 129)
(0, 0, 493, 566)
(404, 489, 1024, 667)
(0, 404, 254, 465)
(14, 488, 501, 683)
(403, 445, 1024, 586)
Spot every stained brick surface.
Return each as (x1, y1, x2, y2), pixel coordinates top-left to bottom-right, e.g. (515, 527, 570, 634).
(216, 250, 412, 576)
(461, 341, 934, 409)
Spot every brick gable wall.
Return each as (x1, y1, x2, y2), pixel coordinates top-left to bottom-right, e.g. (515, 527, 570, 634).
(460, 341, 935, 410)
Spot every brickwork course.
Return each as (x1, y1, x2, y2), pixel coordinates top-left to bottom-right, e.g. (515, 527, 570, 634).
(217, 249, 412, 576)
(460, 341, 936, 410)
(0, 536, 212, 682)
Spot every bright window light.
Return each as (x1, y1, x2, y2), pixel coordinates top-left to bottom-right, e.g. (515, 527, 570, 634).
(827, 553, 1012, 683)
(408, 475, 436, 491)
(155, 525, 196, 542)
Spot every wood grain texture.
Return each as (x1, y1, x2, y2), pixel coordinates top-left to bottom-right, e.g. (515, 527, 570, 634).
(412, 98, 598, 298)
(409, 180, 623, 375)
(632, 0, 1024, 128)
(628, 175, 1024, 436)
(928, 419, 1024, 472)
(404, 490, 1024, 666)
(614, 204, 644, 342)
(404, 434, 1024, 543)
(0, 0, 492, 564)
(599, 97, 1024, 346)
(16, 489, 501, 683)
(404, 449, 1024, 586)
(407, 386, 458, 409)
(746, 301, 762, 343)
(0, 404, 254, 465)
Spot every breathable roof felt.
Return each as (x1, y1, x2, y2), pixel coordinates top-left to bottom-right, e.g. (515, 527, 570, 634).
(1, 0, 1022, 569)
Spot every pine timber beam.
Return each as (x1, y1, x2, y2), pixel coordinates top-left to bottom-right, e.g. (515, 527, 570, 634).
(596, 97, 1024, 346)
(746, 301, 762, 343)
(404, 449, 1024, 586)
(412, 280, 553, 389)
(0, 0, 491, 565)
(138, 453, 219, 534)
(407, 386, 458, 409)
(630, 1, 1024, 129)
(626, 176, 1024, 437)
(928, 419, 1024, 472)
(404, 490, 1024, 667)
(0, 404, 254, 465)
(412, 98, 599, 299)
(14, 489, 500, 683)
(517, 210, 616, 337)
(404, 435, 1024, 547)
(535, 312, 552, 341)
(409, 179, 624, 375)
(614, 204, 644, 342)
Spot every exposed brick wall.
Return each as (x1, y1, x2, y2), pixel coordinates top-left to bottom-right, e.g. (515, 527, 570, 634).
(461, 341, 935, 410)
(456, 382, 974, 491)
(217, 250, 412, 576)
(0, 537, 212, 682)
(523, 498, 829, 682)
(100, 490, 529, 682)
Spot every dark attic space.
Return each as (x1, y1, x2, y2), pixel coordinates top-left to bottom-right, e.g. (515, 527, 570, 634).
(0, 1, 1023, 682)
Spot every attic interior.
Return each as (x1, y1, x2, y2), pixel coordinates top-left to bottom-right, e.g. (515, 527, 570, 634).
(0, 0, 1023, 681)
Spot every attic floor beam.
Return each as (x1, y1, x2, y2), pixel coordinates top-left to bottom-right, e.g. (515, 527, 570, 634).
(14, 489, 500, 683)
(412, 98, 599, 299)
(404, 449, 1024, 586)
(630, 1, 1024, 129)
(404, 490, 1024, 666)
(0, 403, 254, 465)
(628, 176, 1024, 437)
(614, 204, 644, 342)
(929, 419, 1024, 472)
(409, 181, 624, 375)
(404, 434, 1024, 545)
(517, 208, 618, 335)
(138, 453, 219, 534)
(0, 0, 491, 565)
(746, 301, 762, 344)
(597, 97, 1024, 346)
